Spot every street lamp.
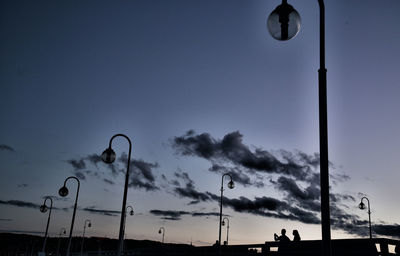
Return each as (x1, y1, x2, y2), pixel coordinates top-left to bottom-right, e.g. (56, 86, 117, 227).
(123, 205, 134, 253)
(267, 1, 331, 255)
(80, 219, 92, 256)
(40, 196, 53, 253)
(56, 228, 67, 256)
(59, 176, 80, 256)
(219, 174, 234, 246)
(359, 197, 372, 239)
(158, 227, 165, 243)
(101, 134, 132, 256)
(222, 217, 230, 245)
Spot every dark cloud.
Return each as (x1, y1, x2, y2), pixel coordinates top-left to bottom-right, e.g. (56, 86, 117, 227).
(0, 230, 44, 235)
(0, 219, 13, 221)
(81, 207, 120, 217)
(67, 159, 86, 170)
(150, 209, 223, 221)
(0, 199, 68, 211)
(209, 164, 264, 188)
(173, 131, 317, 182)
(150, 210, 190, 221)
(66, 153, 160, 191)
(103, 178, 114, 185)
(17, 184, 29, 188)
(86, 154, 102, 167)
(170, 171, 212, 203)
(0, 144, 15, 152)
(373, 224, 400, 238)
(219, 195, 320, 224)
(0, 200, 39, 209)
(73, 170, 86, 180)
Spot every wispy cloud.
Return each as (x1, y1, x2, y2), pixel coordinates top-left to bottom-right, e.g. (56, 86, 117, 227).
(170, 130, 400, 239)
(81, 207, 120, 217)
(150, 209, 223, 221)
(66, 153, 160, 191)
(0, 199, 68, 211)
(0, 144, 15, 152)
(0, 200, 40, 209)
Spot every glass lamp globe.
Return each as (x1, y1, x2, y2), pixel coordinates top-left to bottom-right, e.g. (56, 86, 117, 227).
(129, 210, 134, 216)
(40, 204, 48, 213)
(227, 180, 235, 189)
(359, 202, 366, 210)
(59, 186, 69, 197)
(63, 230, 66, 235)
(101, 148, 116, 164)
(88, 222, 92, 228)
(158, 229, 162, 234)
(267, 1, 301, 41)
(222, 220, 225, 226)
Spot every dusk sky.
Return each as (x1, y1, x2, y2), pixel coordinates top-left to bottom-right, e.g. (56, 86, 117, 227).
(1, 0, 400, 246)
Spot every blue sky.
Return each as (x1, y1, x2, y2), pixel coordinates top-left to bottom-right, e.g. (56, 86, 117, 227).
(1, 0, 400, 245)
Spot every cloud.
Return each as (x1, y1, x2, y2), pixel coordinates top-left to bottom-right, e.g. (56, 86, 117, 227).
(17, 184, 29, 188)
(170, 171, 212, 203)
(66, 153, 160, 191)
(173, 131, 317, 182)
(103, 178, 115, 185)
(209, 164, 264, 188)
(0, 144, 15, 152)
(67, 159, 86, 170)
(0, 219, 13, 221)
(170, 131, 400, 239)
(0, 200, 40, 209)
(81, 207, 120, 217)
(150, 210, 190, 220)
(149, 209, 223, 221)
(0, 199, 68, 211)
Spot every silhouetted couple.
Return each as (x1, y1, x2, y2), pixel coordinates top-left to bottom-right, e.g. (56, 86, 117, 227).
(274, 229, 301, 242)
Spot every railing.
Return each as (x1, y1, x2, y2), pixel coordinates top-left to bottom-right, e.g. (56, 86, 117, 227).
(80, 238, 400, 256)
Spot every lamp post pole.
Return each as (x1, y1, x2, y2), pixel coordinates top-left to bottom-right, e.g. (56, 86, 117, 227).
(218, 174, 234, 247)
(59, 176, 81, 256)
(316, 2, 332, 255)
(222, 217, 230, 245)
(80, 220, 91, 256)
(123, 206, 134, 253)
(359, 197, 372, 239)
(158, 227, 165, 243)
(101, 134, 132, 256)
(40, 196, 53, 253)
(56, 228, 66, 256)
(267, 1, 330, 255)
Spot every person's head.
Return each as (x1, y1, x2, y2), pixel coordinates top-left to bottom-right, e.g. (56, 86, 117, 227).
(293, 230, 299, 236)
(281, 229, 286, 235)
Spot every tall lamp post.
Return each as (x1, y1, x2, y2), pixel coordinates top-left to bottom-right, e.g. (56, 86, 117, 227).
(59, 176, 81, 256)
(222, 217, 230, 245)
(80, 219, 92, 256)
(56, 228, 66, 256)
(218, 174, 234, 246)
(101, 134, 132, 256)
(158, 227, 165, 243)
(359, 197, 372, 239)
(39, 196, 53, 253)
(123, 206, 134, 253)
(267, 1, 331, 255)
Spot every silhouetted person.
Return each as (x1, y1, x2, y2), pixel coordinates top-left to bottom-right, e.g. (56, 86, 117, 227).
(292, 230, 301, 242)
(274, 229, 290, 243)
(274, 229, 290, 254)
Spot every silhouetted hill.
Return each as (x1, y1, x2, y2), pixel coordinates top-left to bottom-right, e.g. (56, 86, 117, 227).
(0, 233, 191, 255)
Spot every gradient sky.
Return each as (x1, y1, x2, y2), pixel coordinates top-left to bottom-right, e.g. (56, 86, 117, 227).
(1, 0, 400, 246)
